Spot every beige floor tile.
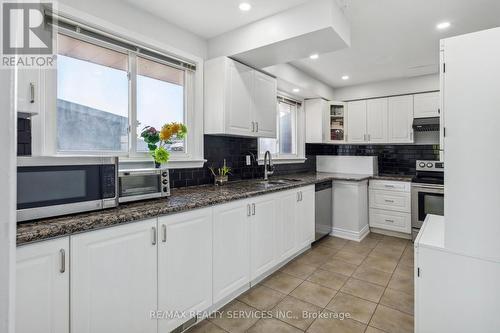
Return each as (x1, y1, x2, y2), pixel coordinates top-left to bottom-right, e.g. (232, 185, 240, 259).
(320, 259, 358, 276)
(380, 288, 414, 315)
(352, 264, 392, 286)
(295, 251, 330, 267)
(280, 260, 318, 279)
(379, 236, 410, 248)
(334, 250, 367, 265)
(325, 292, 377, 324)
(317, 236, 348, 250)
(307, 269, 349, 290)
(247, 318, 303, 333)
(393, 263, 413, 279)
(365, 232, 386, 240)
(369, 305, 414, 333)
(290, 281, 337, 308)
(307, 310, 366, 333)
(387, 274, 414, 295)
(340, 278, 385, 303)
(210, 300, 259, 333)
(362, 255, 398, 273)
(365, 326, 386, 333)
(272, 295, 321, 330)
(358, 237, 381, 249)
(185, 320, 227, 333)
(341, 243, 374, 256)
(310, 244, 340, 257)
(262, 272, 304, 294)
(369, 247, 404, 261)
(237, 285, 286, 310)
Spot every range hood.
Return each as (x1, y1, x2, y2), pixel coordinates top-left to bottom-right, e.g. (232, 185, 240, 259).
(413, 117, 440, 132)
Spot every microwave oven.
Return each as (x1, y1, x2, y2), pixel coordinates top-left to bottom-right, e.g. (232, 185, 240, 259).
(118, 168, 170, 203)
(17, 156, 118, 222)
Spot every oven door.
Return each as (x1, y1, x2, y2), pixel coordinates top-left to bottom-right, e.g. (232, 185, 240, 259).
(411, 184, 444, 230)
(17, 164, 105, 221)
(118, 170, 162, 202)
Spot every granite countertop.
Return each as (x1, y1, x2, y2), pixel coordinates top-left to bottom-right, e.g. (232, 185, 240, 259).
(16, 172, 408, 245)
(371, 174, 414, 182)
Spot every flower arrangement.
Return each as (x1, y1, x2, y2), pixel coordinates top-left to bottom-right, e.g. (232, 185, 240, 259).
(209, 159, 232, 185)
(140, 122, 187, 166)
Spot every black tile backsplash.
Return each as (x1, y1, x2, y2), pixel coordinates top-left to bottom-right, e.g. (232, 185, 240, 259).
(18, 118, 31, 156)
(306, 143, 440, 176)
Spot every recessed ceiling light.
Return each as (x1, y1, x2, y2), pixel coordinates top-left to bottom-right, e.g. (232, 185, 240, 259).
(293, 88, 300, 93)
(341, 75, 349, 80)
(436, 21, 451, 30)
(239, 2, 252, 11)
(309, 53, 319, 60)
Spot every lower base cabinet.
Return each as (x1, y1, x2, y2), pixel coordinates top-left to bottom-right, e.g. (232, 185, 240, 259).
(296, 186, 315, 249)
(158, 208, 213, 332)
(16, 238, 69, 333)
(70, 218, 158, 333)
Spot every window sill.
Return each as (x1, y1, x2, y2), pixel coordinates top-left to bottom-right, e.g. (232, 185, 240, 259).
(119, 157, 207, 169)
(257, 157, 307, 165)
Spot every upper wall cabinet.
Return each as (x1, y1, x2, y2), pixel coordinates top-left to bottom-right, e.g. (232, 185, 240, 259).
(414, 92, 440, 118)
(388, 95, 414, 143)
(346, 98, 388, 144)
(305, 99, 346, 143)
(204, 57, 277, 138)
(347, 100, 367, 143)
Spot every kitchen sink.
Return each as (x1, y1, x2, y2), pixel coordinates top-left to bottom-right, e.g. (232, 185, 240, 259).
(257, 178, 302, 186)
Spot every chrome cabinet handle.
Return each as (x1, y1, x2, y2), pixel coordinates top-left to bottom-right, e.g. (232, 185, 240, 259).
(299, 192, 303, 201)
(256, 122, 258, 132)
(247, 204, 251, 216)
(152, 227, 157, 245)
(59, 249, 65, 273)
(385, 219, 395, 223)
(251, 122, 255, 132)
(385, 199, 394, 203)
(384, 184, 395, 188)
(252, 203, 256, 215)
(29, 82, 35, 103)
(162, 224, 167, 243)
(297, 192, 300, 202)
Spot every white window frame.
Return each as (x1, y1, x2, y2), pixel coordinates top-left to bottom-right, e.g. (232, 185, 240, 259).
(32, 9, 206, 169)
(258, 93, 306, 165)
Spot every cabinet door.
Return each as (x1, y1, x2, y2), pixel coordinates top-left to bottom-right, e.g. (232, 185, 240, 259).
(414, 92, 439, 118)
(225, 60, 254, 136)
(388, 95, 414, 143)
(250, 195, 277, 280)
(366, 98, 388, 143)
(17, 68, 41, 115)
(296, 187, 315, 249)
(347, 100, 367, 143)
(158, 208, 212, 332)
(213, 200, 250, 303)
(276, 191, 298, 262)
(253, 71, 277, 138)
(71, 219, 157, 333)
(16, 238, 69, 333)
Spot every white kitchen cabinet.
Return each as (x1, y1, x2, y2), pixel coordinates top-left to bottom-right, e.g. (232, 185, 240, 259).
(204, 57, 277, 138)
(305, 99, 347, 143)
(212, 200, 250, 303)
(253, 71, 278, 137)
(276, 190, 299, 261)
(16, 238, 69, 333)
(296, 186, 315, 249)
(366, 98, 388, 143)
(347, 100, 367, 143)
(250, 195, 277, 281)
(332, 180, 369, 241)
(158, 208, 213, 332)
(17, 68, 42, 117)
(388, 95, 414, 143)
(414, 92, 439, 118)
(71, 219, 158, 333)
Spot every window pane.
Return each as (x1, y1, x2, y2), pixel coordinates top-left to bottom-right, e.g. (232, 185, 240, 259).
(57, 34, 129, 152)
(136, 57, 185, 152)
(259, 138, 277, 155)
(279, 102, 296, 155)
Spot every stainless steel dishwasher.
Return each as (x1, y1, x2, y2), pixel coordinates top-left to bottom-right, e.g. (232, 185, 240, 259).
(315, 181, 333, 241)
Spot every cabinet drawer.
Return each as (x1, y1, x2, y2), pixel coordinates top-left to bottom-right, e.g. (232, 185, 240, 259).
(369, 189, 411, 212)
(369, 208, 411, 233)
(369, 180, 410, 192)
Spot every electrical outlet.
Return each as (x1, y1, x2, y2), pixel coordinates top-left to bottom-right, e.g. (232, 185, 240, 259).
(246, 155, 251, 166)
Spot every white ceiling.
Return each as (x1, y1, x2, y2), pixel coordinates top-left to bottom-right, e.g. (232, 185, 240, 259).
(122, 0, 311, 39)
(291, 0, 500, 88)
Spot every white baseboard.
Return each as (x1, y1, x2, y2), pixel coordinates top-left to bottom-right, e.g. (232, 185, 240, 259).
(330, 224, 369, 242)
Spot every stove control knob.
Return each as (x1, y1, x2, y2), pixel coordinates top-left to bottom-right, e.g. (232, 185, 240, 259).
(419, 162, 426, 168)
(427, 163, 433, 168)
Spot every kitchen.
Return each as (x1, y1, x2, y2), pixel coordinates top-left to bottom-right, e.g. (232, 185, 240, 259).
(1, 1, 500, 333)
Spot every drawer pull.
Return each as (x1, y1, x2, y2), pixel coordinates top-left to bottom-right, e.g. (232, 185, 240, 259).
(384, 185, 395, 188)
(384, 199, 395, 203)
(385, 219, 395, 223)
(59, 249, 65, 273)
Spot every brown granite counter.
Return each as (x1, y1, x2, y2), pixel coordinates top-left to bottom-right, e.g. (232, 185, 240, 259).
(16, 172, 404, 245)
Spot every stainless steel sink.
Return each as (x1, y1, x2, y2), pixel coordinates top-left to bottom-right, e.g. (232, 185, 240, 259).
(257, 178, 302, 186)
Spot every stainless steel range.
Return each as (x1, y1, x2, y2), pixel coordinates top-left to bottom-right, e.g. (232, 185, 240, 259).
(411, 160, 444, 240)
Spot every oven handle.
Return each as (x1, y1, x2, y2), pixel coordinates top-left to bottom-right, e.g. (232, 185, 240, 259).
(119, 170, 162, 176)
(412, 184, 444, 190)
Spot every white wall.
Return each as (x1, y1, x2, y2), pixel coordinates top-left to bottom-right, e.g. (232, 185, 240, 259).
(0, 68, 16, 333)
(332, 73, 439, 101)
(56, 0, 207, 60)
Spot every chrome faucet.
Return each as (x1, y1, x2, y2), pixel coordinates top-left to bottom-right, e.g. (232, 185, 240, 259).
(263, 150, 274, 181)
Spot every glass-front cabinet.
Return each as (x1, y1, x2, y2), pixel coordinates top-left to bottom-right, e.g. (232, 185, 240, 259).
(327, 102, 346, 143)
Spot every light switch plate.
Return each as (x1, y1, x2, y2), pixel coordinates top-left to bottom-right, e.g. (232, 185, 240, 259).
(246, 155, 251, 166)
